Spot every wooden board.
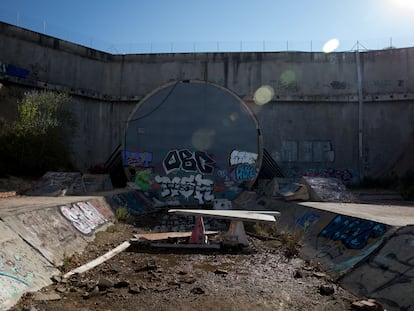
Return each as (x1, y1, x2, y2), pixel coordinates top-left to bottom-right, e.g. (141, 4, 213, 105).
(133, 231, 218, 241)
(168, 209, 276, 222)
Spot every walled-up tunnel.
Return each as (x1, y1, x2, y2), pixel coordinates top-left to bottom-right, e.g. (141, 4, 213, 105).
(122, 81, 262, 205)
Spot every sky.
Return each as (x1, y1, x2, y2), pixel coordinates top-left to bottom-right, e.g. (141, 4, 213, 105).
(1, 0, 414, 53)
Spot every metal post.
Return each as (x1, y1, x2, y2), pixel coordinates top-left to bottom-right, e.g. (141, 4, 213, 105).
(355, 48, 364, 181)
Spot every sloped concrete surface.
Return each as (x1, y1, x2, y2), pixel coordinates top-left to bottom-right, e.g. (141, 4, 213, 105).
(0, 189, 413, 310)
(0, 190, 126, 310)
(252, 197, 414, 310)
(340, 225, 414, 311)
(0, 220, 59, 310)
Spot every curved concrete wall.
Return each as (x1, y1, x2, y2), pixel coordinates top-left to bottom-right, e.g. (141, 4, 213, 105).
(0, 22, 413, 180)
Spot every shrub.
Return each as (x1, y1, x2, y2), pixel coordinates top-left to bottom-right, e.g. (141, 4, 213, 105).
(0, 90, 75, 177)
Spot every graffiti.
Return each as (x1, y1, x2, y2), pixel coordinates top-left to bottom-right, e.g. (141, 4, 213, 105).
(135, 169, 151, 191)
(288, 167, 358, 184)
(373, 79, 391, 89)
(0, 253, 34, 305)
(296, 212, 320, 229)
(60, 201, 108, 235)
(122, 150, 152, 168)
(155, 174, 214, 204)
(319, 215, 386, 249)
(0, 63, 30, 78)
(229, 150, 258, 166)
(340, 226, 414, 311)
(235, 165, 256, 181)
(163, 149, 215, 174)
(111, 191, 152, 214)
(329, 81, 347, 90)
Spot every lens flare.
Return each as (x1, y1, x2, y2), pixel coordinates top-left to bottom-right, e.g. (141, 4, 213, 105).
(323, 39, 340, 53)
(192, 128, 215, 150)
(253, 85, 275, 105)
(229, 112, 239, 121)
(280, 70, 296, 85)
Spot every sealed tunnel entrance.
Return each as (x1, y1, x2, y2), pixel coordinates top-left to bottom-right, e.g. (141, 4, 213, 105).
(123, 80, 262, 206)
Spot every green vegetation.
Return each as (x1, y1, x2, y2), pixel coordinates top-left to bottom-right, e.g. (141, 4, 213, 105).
(115, 205, 130, 222)
(0, 90, 75, 177)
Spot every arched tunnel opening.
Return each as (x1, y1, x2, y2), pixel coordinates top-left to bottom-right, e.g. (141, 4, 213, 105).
(113, 80, 263, 206)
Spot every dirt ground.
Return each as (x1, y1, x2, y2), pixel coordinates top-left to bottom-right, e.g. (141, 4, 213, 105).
(9, 211, 360, 311)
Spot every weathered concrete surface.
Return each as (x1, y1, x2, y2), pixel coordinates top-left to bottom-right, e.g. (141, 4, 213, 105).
(0, 189, 138, 310)
(250, 197, 414, 310)
(300, 201, 414, 227)
(340, 225, 414, 311)
(0, 220, 59, 310)
(1, 22, 413, 180)
(2, 198, 114, 265)
(0, 188, 413, 310)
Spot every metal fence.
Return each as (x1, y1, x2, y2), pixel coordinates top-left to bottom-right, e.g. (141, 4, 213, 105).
(1, 8, 413, 54)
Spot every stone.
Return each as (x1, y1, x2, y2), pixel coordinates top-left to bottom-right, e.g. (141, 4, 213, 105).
(98, 277, 114, 289)
(191, 287, 205, 294)
(33, 292, 62, 301)
(214, 269, 228, 275)
(319, 285, 335, 296)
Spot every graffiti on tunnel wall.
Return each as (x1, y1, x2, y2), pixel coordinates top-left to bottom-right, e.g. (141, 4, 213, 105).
(155, 174, 214, 204)
(122, 151, 153, 168)
(162, 149, 215, 175)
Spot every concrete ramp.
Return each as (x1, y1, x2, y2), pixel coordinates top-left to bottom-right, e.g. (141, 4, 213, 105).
(301, 177, 356, 202)
(254, 198, 413, 310)
(269, 201, 390, 277)
(3, 198, 114, 266)
(340, 225, 414, 311)
(0, 220, 59, 310)
(26, 172, 113, 196)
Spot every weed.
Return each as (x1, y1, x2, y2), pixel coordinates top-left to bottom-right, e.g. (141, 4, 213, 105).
(62, 251, 70, 272)
(278, 228, 304, 259)
(115, 205, 130, 222)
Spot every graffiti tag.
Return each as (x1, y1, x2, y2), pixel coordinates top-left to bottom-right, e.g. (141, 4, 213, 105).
(60, 201, 108, 235)
(123, 151, 153, 168)
(229, 150, 258, 166)
(155, 174, 214, 204)
(319, 215, 386, 249)
(163, 149, 215, 174)
(235, 165, 256, 181)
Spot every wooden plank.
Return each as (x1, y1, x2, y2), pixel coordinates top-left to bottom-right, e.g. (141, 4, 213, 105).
(63, 241, 130, 279)
(150, 243, 221, 249)
(168, 209, 276, 222)
(133, 231, 218, 241)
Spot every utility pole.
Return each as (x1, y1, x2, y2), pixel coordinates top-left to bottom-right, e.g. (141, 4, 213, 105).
(355, 41, 364, 181)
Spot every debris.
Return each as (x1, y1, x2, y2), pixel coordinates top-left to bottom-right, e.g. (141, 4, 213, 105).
(319, 284, 335, 296)
(313, 271, 328, 279)
(33, 292, 62, 301)
(97, 277, 114, 290)
(301, 177, 355, 202)
(351, 299, 384, 310)
(114, 280, 130, 288)
(63, 241, 131, 279)
(214, 269, 228, 275)
(191, 287, 205, 294)
(279, 183, 309, 201)
(293, 270, 304, 278)
(128, 286, 141, 294)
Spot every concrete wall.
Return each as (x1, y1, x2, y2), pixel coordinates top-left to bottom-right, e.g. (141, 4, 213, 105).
(1, 22, 413, 180)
